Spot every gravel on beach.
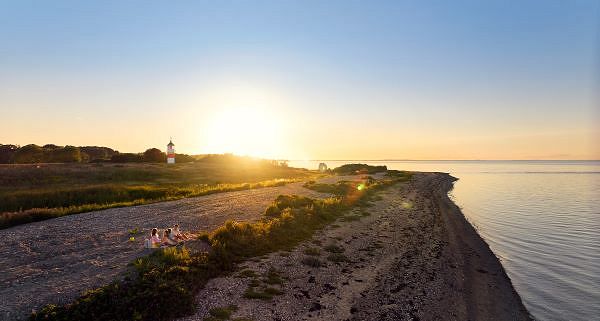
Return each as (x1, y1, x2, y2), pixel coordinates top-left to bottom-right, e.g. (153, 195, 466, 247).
(177, 173, 532, 321)
(0, 176, 362, 321)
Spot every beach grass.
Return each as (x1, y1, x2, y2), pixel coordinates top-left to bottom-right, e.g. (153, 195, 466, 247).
(1, 159, 311, 229)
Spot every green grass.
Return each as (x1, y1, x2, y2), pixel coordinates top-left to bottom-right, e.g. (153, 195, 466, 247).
(324, 244, 345, 253)
(340, 214, 362, 222)
(236, 269, 258, 278)
(204, 305, 238, 321)
(29, 172, 407, 321)
(0, 178, 304, 229)
(0, 158, 312, 229)
(301, 256, 323, 268)
(302, 181, 352, 196)
(303, 247, 321, 256)
(128, 228, 140, 235)
(243, 287, 283, 300)
(263, 269, 283, 285)
(327, 253, 349, 263)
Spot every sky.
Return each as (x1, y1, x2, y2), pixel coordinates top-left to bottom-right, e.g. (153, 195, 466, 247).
(1, 0, 599, 160)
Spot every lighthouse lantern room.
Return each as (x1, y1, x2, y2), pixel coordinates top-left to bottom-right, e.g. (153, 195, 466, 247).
(167, 139, 175, 164)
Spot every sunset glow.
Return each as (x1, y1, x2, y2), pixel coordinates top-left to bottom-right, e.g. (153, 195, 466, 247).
(203, 106, 286, 159)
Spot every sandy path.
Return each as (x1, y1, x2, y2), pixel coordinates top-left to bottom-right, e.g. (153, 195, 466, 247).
(0, 176, 364, 321)
(177, 173, 531, 321)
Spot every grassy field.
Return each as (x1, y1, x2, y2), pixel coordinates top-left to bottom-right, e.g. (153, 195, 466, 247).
(0, 157, 313, 229)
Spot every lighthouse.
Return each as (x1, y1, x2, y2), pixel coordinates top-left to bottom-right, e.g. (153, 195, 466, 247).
(167, 139, 175, 164)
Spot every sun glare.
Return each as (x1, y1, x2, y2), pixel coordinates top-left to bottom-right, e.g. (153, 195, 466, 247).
(203, 106, 286, 159)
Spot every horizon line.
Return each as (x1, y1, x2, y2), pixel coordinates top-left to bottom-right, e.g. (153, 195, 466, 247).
(285, 159, 600, 162)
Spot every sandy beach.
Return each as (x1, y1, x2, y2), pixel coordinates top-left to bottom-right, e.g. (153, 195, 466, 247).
(1, 172, 531, 321)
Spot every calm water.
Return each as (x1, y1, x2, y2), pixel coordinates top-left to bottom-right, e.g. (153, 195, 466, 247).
(289, 160, 600, 321)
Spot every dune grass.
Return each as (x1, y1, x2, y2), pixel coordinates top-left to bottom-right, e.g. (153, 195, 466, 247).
(0, 158, 312, 229)
(29, 173, 406, 321)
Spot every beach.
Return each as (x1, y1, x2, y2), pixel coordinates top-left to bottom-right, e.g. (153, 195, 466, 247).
(0, 179, 337, 321)
(1, 172, 531, 321)
(178, 172, 532, 321)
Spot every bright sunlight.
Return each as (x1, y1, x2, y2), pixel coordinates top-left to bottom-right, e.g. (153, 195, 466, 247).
(203, 106, 286, 159)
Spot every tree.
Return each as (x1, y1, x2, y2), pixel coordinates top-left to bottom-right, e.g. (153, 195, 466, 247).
(79, 146, 118, 161)
(0, 144, 18, 163)
(13, 144, 44, 163)
(111, 153, 144, 163)
(48, 146, 82, 163)
(143, 148, 166, 163)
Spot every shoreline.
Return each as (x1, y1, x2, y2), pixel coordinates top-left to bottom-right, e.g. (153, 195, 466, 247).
(431, 173, 532, 320)
(177, 172, 532, 321)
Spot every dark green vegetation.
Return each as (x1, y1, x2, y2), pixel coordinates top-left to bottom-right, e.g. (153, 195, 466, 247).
(332, 163, 388, 175)
(1, 156, 310, 229)
(0, 143, 197, 164)
(30, 171, 406, 321)
(243, 269, 285, 300)
(303, 180, 358, 196)
(327, 253, 349, 263)
(303, 247, 321, 256)
(301, 256, 324, 268)
(204, 305, 238, 321)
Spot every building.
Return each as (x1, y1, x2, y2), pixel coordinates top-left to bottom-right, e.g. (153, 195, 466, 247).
(318, 162, 328, 172)
(167, 139, 175, 164)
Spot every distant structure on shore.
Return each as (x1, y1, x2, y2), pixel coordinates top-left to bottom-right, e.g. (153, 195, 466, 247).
(167, 139, 175, 164)
(318, 162, 328, 172)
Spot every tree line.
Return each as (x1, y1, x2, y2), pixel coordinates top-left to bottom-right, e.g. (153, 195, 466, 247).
(0, 144, 194, 164)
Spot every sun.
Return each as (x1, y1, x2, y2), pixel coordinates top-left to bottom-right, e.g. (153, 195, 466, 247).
(203, 106, 286, 159)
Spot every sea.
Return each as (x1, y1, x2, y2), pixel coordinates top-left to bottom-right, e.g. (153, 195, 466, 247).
(288, 160, 600, 321)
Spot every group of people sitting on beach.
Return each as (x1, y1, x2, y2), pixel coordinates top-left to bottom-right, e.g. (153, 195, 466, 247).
(144, 224, 192, 248)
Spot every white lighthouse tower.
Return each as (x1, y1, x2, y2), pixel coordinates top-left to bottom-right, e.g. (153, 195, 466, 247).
(167, 138, 175, 164)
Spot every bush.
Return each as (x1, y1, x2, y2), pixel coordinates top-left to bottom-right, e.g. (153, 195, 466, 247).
(301, 256, 323, 268)
(13, 144, 44, 163)
(303, 247, 321, 256)
(332, 163, 387, 175)
(143, 148, 167, 163)
(111, 153, 144, 163)
(264, 195, 315, 217)
(0, 144, 18, 163)
(47, 146, 82, 163)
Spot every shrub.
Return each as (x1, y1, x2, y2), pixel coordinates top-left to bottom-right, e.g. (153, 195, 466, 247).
(324, 244, 345, 253)
(264, 195, 315, 217)
(327, 253, 349, 263)
(332, 164, 387, 175)
(303, 247, 321, 256)
(206, 305, 237, 320)
(301, 256, 323, 268)
(13, 144, 44, 163)
(143, 148, 167, 163)
(111, 153, 144, 163)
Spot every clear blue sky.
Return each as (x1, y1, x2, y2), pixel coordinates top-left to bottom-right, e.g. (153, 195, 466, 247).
(1, 0, 598, 159)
